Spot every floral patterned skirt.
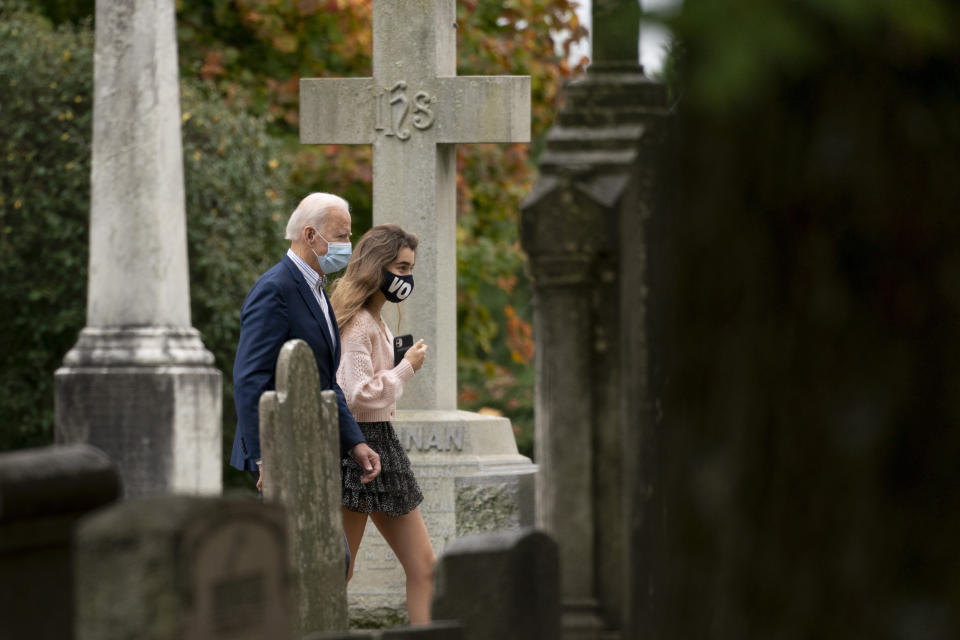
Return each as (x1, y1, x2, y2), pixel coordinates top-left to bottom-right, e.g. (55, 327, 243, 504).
(341, 421, 424, 517)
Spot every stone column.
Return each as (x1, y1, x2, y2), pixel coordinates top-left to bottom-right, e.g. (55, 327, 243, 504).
(54, 0, 221, 497)
(521, 0, 669, 636)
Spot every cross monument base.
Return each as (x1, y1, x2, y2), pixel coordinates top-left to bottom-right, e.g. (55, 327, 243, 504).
(347, 409, 536, 627)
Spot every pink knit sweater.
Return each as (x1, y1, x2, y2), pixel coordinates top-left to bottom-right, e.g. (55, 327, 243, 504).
(336, 308, 415, 422)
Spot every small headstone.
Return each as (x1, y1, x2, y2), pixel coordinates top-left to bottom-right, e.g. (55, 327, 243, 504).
(260, 339, 348, 636)
(75, 495, 290, 640)
(0, 444, 120, 640)
(431, 529, 560, 640)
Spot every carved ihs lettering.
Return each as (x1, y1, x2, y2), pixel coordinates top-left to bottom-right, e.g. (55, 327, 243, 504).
(374, 81, 435, 141)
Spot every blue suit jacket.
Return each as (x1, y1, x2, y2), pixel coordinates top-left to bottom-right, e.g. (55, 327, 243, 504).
(230, 255, 365, 472)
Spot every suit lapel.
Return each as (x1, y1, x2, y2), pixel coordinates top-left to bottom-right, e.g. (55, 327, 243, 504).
(283, 256, 336, 359)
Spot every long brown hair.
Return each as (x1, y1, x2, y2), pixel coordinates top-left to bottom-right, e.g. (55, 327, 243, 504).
(330, 224, 419, 332)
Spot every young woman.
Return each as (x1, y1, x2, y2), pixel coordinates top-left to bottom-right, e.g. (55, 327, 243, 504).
(329, 224, 435, 624)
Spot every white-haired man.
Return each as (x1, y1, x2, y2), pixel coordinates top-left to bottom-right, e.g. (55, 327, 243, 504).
(231, 193, 382, 570)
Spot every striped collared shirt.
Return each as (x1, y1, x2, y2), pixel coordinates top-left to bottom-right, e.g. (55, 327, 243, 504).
(286, 248, 336, 344)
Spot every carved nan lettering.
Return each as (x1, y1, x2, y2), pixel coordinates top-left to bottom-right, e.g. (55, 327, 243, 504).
(402, 426, 464, 451)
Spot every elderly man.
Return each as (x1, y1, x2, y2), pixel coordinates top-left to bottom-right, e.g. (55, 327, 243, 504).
(231, 192, 382, 497)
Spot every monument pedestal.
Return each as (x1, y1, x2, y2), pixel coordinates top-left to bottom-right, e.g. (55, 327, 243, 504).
(346, 409, 537, 627)
(55, 328, 221, 498)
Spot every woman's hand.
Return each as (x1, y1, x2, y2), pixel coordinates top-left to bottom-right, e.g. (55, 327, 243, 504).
(404, 339, 428, 371)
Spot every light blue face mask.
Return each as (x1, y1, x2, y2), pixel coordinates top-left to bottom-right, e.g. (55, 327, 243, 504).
(312, 231, 352, 274)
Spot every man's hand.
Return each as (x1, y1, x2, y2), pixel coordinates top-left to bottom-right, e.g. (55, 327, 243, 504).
(349, 443, 381, 484)
(257, 461, 264, 493)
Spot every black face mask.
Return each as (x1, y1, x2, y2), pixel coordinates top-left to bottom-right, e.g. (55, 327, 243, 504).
(380, 270, 414, 303)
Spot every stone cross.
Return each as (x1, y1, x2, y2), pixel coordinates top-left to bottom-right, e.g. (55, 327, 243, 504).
(55, 0, 221, 497)
(260, 339, 348, 636)
(300, 0, 531, 410)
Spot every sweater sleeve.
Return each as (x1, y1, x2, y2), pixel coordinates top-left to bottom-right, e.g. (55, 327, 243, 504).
(337, 320, 415, 413)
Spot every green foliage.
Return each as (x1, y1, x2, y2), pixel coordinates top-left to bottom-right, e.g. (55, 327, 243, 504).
(0, 10, 92, 449)
(0, 10, 290, 485)
(6, 0, 92, 25)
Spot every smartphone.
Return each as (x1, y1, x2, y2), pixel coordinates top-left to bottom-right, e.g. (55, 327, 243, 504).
(394, 334, 414, 367)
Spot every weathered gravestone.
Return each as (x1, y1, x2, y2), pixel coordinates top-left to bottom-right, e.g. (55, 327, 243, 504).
(431, 529, 560, 640)
(0, 444, 120, 640)
(300, 0, 536, 622)
(260, 339, 348, 636)
(55, 0, 221, 497)
(75, 495, 291, 640)
(521, 0, 669, 635)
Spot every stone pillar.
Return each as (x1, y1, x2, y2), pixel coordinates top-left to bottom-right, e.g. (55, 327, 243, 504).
(54, 0, 221, 497)
(520, 0, 669, 635)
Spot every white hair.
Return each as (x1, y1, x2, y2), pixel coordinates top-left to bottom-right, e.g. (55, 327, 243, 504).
(284, 192, 350, 241)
